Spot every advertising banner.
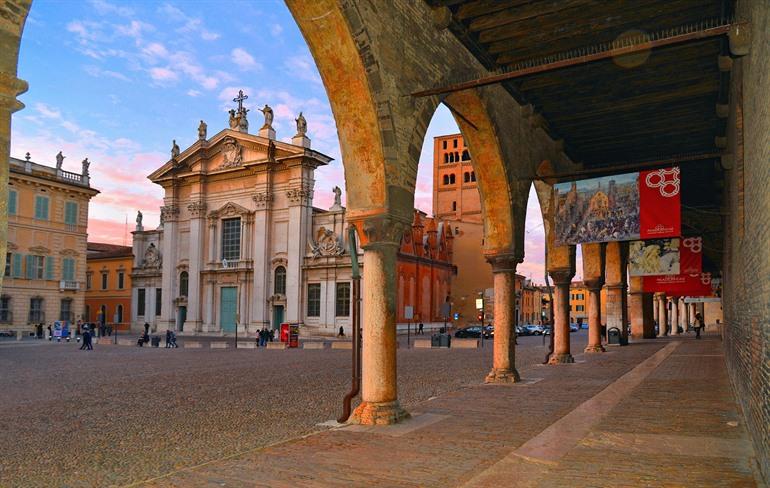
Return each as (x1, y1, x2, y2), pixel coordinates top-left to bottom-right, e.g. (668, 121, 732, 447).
(554, 167, 680, 245)
(643, 238, 711, 295)
(629, 238, 680, 276)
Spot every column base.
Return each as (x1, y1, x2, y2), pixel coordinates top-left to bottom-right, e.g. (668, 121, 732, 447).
(350, 400, 409, 426)
(584, 344, 605, 353)
(485, 368, 521, 384)
(548, 353, 575, 364)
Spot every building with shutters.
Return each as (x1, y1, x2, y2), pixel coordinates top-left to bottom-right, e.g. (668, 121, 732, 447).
(1, 154, 98, 334)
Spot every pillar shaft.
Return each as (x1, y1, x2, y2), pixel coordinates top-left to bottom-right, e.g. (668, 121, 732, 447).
(604, 242, 629, 340)
(585, 285, 604, 352)
(549, 270, 575, 364)
(657, 294, 668, 336)
(581, 243, 606, 353)
(671, 297, 680, 335)
(628, 276, 654, 339)
(485, 254, 521, 383)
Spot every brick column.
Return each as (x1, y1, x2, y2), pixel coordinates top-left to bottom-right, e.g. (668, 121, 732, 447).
(485, 253, 521, 383)
(604, 241, 629, 340)
(549, 270, 575, 364)
(581, 243, 606, 353)
(350, 215, 409, 425)
(671, 296, 680, 335)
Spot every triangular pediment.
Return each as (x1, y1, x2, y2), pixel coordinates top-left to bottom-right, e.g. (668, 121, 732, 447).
(208, 201, 253, 219)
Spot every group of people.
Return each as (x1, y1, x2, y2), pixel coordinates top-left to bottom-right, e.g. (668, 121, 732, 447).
(79, 324, 94, 350)
(256, 327, 275, 347)
(136, 323, 177, 348)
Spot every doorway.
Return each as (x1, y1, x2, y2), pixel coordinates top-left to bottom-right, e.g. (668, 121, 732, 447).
(220, 287, 237, 333)
(272, 305, 284, 330)
(177, 306, 187, 332)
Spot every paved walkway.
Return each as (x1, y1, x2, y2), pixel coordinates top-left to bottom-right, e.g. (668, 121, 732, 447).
(137, 336, 762, 487)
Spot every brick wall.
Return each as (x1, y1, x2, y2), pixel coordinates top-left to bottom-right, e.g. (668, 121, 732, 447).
(723, 1, 770, 483)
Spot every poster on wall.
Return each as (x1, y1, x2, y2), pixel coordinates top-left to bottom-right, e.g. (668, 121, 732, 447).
(554, 167, 680, 245)
(643, 237, 711, 295)
(629, 238, 680, 276)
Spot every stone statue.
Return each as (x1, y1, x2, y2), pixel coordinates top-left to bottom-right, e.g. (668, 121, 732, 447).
(136, 210, 143, 228)
(295, 112, 307, 136)
(267, 140, 276, 162)
(198, 120, 207, 141)
(229, 109, 239, 130)
(55, 151, 65, 170)
(259, 104, 274, 128)
(238, 108, 249, 133)
(171, 140, 180, 159)
(81, 158, 90, 176)
(333, 186, 342, 206)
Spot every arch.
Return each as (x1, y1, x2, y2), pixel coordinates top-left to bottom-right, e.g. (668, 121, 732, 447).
(462, 149, 470, 161)
(274, 266, 286, 295)
(116, 304, 123, 323)
(442, 174, 449, 185)
(443, 153, 448, 163)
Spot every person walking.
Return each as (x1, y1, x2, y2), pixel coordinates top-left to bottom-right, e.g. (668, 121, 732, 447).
(165, 329, 172, 348)
(695, 312, 705, 339)
(418, 322, 424, 335)
(80, 328, 89, 350)
(47, 324, 52, 341)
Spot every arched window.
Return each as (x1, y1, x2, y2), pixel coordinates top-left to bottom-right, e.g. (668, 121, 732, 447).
(99, 304, 106, 325)
(116, 305, 123, 323)
(449, 174, 456, 184)
(274, 266, 286, 295)
(449, 152, 454, 163)
(443, 174, 450, 185)
(179, 271, 189, 297)
(443, 153, 448, 163)
(455, 152, 459, 161)
(462, 150, 470, 161)
(470, 171, 476, 182)
(463, 172, 470, 183)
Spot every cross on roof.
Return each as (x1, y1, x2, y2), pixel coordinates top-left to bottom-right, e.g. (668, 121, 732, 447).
(233, 89, 248, 113)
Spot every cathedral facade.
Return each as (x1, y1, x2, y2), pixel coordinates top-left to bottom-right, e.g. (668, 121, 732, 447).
(130, 98, 453, 336)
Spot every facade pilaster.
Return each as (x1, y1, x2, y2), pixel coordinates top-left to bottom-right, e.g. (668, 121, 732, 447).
(251, 191, 272, 328)
(187, 201, 206, 331)
(159, 204, 179, 330)
(285, 183, 312, 323)
(657, 293, 668, 336)
(484, 252, 522, 383)
(350, 215, 410, 425)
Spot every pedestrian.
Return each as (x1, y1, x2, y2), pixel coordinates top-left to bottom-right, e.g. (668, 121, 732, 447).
(338, 326, 345, 337)
(47, 324, 52, 341)
(418, 322, 424, 335)
(85, 328, 93, 350)
(269, 329, 275, 342)
(165, 329, 172, 348)
(144, 322, 150, 335)
(36, 323, 43, 339)
(259, 327, 267, 347)
(80, 328, 89, 350)
(695, 312, 705, 339)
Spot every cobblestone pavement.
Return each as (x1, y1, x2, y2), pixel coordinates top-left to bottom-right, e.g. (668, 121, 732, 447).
(140, 336, 762, 488)
(0, 331, 575, 487)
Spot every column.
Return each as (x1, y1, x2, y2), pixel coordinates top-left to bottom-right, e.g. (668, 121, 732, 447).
(187, 202, 206, 331)
(629, 276, 654, 339)
(642, 292, 655, 338)
(670, 296, 680, 335)
(549, 270, 575, 363)
(207, 217, 217, 263)
(238, 277, 248, 333)
(653, 293, 659, 327)
(659, 295, 669, 336)
(581, 242, 606, 353)
(285, 185, 310, 323)
(159, 205, 179, 330)
(204, 279, 215, 331)
(604, 241, 629, 340)
(683, 298, 690, 331)
(350, 216, 409, 425)
(690, 303, 697, 328)
(251, 193, 270, 329)
(484, 253, 521, 383)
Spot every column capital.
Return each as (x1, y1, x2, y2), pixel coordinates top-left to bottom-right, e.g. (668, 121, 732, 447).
(187, 201, 207, 218)
(583, 279, 603, 291)
(484, 252, 522, 273)
(350, 214, 410, 249)
(160, 204, 180, 223)
(549, 269, 574, 286)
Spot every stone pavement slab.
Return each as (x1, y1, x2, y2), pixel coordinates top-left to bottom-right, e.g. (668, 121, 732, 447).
(137, 337, 762, 487)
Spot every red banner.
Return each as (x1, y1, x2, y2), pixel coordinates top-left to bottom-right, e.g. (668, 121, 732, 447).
(643, 238, 710, 295)
(639, 167, 681, 239)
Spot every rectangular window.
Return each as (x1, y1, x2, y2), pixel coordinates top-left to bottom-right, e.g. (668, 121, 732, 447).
(29, 298, 44, 323)
(137, 288, 146, 316)
(64, 201, 78, 226)
(34, 195, 49, 220)
(101, 273, 108, 290)
(0, 296, 10, 322)
(155, 288, 162, 316)
(4, 253, 10, 277)
(221, 218, 241, 261)
(60, 299, 72, 321)
(26, 255, 44, 280)
(442, 140, 447, 149)
(335, 282, 351, 317)
(576, 305, 585, 312)
(86, 273, 92, 290)
(118, 272, 125, 289)
(8, 190, 17, 216)
(453, 139, 458, 148)
(62, 258, 75, 281)
(307, 283, 321, 317)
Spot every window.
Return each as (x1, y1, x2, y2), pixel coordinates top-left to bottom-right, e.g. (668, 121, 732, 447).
(137, 288, 146, 316)
(26, 255, 44, 280)
(576, 305, 585, 312)
(8, 190, 17, 216)
(29, 297, 44, 323)
(462, 150, 470, 161)
(34, 195, 49, 220)
(155, 288, 162, 316)
(62, 258, 75, 281)
(179, 271, 188, 297)
(118, 271, 125, 290)
(84, 305, 90, 322)
(454, 152, 459, 162)
(221, 218, 241, 261)
(101, 272, 108, 290)
(453, 139, 458, 148)
(470, 171, 476, 182)
(11, 254, 21, 278)
(0, 296, 10, 322)
(335, 282, 351, 317)
(116, 305, 123, 323)
(307, 283, 321, 317)
(449, 174, 456, 184)
(442, 140, 447, 149)
(86, 273, 92, 290)
(4, 253, 10, 277)
(452, 201, 457, 211)
(274, 266, 286, 295)
(443, 153, 448, 164)
(463, 172, 470, 183)
(60, 299, 72, 321)
(443, 175, 449, 185)
(64, 201, 78, 226)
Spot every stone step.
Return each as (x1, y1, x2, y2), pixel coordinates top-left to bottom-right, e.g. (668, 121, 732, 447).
(451, 338, 479, 349)
(266, 342, 288, 350)
(184, 341, 203, 349)
(302, 342, 327, 349)
(237, 342, 256, 349)
(413, 339, 433, 348)
(330, 341, 352, 350)
(211, 342, 229, 349)
(117, 339, 135, 346)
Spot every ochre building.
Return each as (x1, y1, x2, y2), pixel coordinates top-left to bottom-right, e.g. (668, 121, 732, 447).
(85, 243, 133, 330)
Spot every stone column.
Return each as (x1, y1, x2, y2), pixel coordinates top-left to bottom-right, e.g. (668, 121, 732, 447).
(350, 216, 409, 425)
(159, 205, 179, 330)
(653, 293, 659, 327)
(484, 253, 521, 383)
(187, 201, 207, 331)
(604, 241, 629, 341)
(683, 298, 690, 331)
(629, 276, 654, 339)
(671, 296, 680, 335)
(581, 243, 606, 353)
(207, 217, 217, 263)
(658, 295, 669, 336)
(549, 270, 575, 364)
(251, 192, 271, 329)
(690, 303, 697, 328)
(285, 184, 311, 323)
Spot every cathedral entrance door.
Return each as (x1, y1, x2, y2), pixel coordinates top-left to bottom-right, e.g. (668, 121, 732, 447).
(177, 306, 187, 332)
(272, 305, 284, 330)
(220, 287, 237, 333)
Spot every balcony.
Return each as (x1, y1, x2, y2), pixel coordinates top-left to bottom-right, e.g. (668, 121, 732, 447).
(60, 280, 80, 291)
(217, 259, 251, 270)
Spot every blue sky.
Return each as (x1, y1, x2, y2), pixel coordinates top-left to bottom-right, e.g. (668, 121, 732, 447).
(12, 0, 549, 281)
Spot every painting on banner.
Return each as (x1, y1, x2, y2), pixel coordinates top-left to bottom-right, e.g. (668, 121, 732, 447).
(629, 238, 680, 276)
(554, 167, 680, 245)
(643, 237, 710, 295)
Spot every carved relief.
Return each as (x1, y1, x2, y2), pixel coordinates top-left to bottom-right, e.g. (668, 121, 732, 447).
(309, 226, 345, 258)
(29, 246, 51, 254)
(219, 136, 243, 168)
(143, 243, 162, 268)
(188, 201, 207, 218)
(357, 215, 410, 247)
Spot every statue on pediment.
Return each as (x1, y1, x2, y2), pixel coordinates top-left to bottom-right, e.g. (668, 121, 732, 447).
(259, 104, 274, 129)
(171, 140, 180, 159)
(55, 151, 65, 170)
(198, 120, 207, 141)
(295, 112, 307, 137)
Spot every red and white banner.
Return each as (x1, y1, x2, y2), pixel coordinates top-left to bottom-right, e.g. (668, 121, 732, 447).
(643, 237, 711, 295)
(639, 167, 681, 239)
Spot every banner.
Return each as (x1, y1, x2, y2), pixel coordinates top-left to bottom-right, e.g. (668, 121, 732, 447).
(643, 238, 711, 295)
(554, 167, 680, 245)
(629, 238, 680, 276)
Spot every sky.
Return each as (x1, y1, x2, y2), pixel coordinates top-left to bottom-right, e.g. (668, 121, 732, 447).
(12, 0, 553, 283)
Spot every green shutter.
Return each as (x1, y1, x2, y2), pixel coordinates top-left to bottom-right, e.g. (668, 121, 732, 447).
(65, 202, 77, 225)
(8, 191, 17, 216)
(25, 255, 34, 279)
(35, 196, 49, 220)
(12, 254, 22, 278)
(46, 257, 54, 280)
(62, 258, 74, 281)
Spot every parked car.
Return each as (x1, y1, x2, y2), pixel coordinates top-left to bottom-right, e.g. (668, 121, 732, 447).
(569, 323, 579, 332)
(484, 325, 494, 338)
(454, 326, 491, 339)
(543, 326, 552, 335)
(524, 325, 545, 335)
(515, 325, 526, 336)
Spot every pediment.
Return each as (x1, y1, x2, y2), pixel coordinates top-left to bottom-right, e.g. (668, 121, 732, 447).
(208, 201, 253, 219)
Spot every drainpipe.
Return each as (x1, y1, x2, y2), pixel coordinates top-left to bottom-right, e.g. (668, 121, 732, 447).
(338, 225, 362, 423)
